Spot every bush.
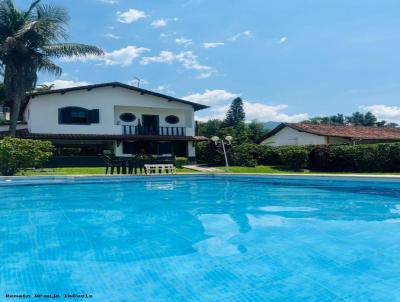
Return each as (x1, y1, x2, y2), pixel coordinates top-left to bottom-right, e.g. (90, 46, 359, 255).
(175, 157, 188, 168)
(309, 142, 400, 172)
(231, 143, 259, 167)
(279, 146, 310, 169)
(258, 146, 283, 165)
(0, 137, 54, 176)
(196, 141, 227, 166)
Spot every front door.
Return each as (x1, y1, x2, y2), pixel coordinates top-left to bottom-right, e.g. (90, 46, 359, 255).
(142, 115, 159, 135)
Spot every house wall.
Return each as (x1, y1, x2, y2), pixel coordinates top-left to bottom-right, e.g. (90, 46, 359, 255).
(327, 136, 351, 144)
(261, 126, 326, 146)
(25, 86, 195, 136)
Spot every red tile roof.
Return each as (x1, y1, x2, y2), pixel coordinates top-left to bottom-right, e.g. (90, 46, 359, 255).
(266, 123, 400, 140)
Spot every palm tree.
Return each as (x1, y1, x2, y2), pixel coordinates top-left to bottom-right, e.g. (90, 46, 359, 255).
(0, 0, 104, 136)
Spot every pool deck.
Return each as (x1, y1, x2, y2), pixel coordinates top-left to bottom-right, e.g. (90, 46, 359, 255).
(2, 172, 400, 180)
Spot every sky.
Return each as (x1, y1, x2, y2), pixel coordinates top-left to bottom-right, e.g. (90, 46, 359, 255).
(14, 0, 400, 122)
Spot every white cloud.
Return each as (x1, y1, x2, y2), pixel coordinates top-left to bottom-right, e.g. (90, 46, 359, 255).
(105, 33, 120, 40)
(229, 30, 252, 41)
(243, 102, 308, 122)
(141, 51, 216, 79)
(175, 38, 193, 47)
(197, 102, 308, 122)
(203, 42, 225, 49)
(183, 89, 238, 105)
(360, 105, 400, 123)
(151, 18, 178, 28)
(41, 80, 91, 89)
(155, 85, 175, 95)
(278, 36, 288, 44)
(151, 19, 168, 28)
(63, 46, 150, 67)
(189, 89, 308, 122)
(98, 0, 117, 4)
(117, 9, 147, 23)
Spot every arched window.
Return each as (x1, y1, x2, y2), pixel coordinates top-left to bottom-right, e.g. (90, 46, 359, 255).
(165, 115, 179, 124)
(58, 107, 99, 124)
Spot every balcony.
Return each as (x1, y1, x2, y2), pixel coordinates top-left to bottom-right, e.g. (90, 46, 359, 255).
(122, 125, 187, 136)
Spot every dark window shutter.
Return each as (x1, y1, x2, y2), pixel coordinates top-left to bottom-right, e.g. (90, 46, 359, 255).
(89, 109, 100, 124)
(59, 108, 71, 124)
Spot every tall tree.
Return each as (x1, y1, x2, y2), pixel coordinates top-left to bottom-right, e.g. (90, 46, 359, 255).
(0, 0, 103, 136)
(223, 97, 245, 127)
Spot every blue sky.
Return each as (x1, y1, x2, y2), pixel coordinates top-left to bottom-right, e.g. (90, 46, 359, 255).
(15, 0, 400, 122)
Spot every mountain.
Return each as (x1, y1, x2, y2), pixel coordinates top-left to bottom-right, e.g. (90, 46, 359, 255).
(263, 121, 281, 130)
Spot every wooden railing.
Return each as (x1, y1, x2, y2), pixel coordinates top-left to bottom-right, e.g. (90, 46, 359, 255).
(122, 125, 186, 136)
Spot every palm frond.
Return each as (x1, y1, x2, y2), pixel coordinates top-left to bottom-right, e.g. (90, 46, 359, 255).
(24, 0, 42, 18)
(35, 3, 69, 24)
(37, 57, 62, 76)
(43, 43, 104, 58)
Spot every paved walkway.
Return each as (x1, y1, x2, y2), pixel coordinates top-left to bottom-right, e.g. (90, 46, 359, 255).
(183, 165, 225, 173)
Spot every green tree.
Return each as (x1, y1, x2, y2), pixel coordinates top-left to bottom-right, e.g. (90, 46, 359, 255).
(364, 111, 377, 126)
(197, 119, 223, 138)
(223, 97, 245, 127)
(247, 120, 270, 143)
(0, 0, 103, 136)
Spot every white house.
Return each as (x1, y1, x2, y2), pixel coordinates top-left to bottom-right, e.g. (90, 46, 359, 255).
(261, 123, 400, 146)
(1, 82, 209, 161)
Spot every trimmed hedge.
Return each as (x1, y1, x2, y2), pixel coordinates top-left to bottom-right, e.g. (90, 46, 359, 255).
(309, 143, 400, 172)
(197, 141, 400, 172)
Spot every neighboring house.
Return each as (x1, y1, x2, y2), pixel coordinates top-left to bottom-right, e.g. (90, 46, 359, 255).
(261, 123, 400, 146)
(0, 82, 209, 161)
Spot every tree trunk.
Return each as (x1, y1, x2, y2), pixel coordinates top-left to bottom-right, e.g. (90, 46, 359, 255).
(4, 63, 35, 137)
(8, 93, 22, 137)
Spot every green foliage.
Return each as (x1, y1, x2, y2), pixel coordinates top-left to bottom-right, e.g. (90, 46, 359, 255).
(247, 120, 270, 143)
(175, 157, 188, 168)
(197, 119, 269, 145)
(304, 114, 345, 125)
(197, 119, 223, 138)
(302, 111, 397, 127)
(309, 143, 400, 172)
(0, 137, 54, 175)
(223, 97, 245, 127)
(195, 141, 226, 166)
(231, 143, 259, 167)
(257, 146, 283, 165)
(279, 146, 310, 169)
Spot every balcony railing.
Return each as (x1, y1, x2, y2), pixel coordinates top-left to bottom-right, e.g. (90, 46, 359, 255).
(122, 125, 186, 136)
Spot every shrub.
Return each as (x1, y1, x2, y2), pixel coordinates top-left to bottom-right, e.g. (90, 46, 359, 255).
(231, 143, 259, 167)
(279, 146, 310, 169)
(175, 157, 188, 168)
(196, 141, 227, 166)
(309, 142, 400, 172)
(258, 145, 282, 165)
(0, 137, 54, 176)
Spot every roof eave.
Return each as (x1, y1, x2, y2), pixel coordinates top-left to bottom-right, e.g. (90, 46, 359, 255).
(29, 82, 209, 111)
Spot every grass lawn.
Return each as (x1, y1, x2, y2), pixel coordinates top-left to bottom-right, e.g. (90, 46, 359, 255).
(15, 166, 400, 176)
(17, 167, 197, 176)
(216, 165, 307, 174)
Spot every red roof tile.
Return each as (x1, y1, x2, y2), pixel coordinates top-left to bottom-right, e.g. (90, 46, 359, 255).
(285, 123, 400, 140)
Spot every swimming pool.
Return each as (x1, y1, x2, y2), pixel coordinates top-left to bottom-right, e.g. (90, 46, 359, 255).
(1, 175, 399, 301)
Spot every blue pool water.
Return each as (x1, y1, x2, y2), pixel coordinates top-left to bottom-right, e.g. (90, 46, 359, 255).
(1, 175, 400, 301)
